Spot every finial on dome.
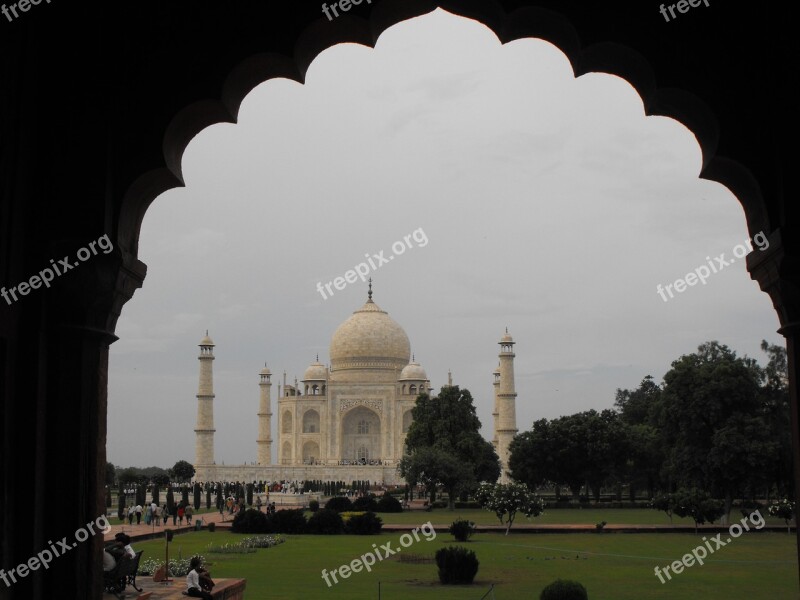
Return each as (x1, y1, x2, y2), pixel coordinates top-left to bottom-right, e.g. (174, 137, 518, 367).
(368, 277, 373, 301)
(316, 353, 319, 362)
(412, 353, 415, 362)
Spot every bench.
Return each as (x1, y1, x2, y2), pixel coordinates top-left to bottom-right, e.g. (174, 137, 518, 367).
(103, 550, 144, 598)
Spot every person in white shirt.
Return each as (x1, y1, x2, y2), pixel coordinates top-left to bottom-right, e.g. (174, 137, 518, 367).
(186, 557, 213, 599)
(102, 550, 117, 572)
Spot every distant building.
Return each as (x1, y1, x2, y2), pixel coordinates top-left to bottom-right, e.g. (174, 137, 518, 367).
(193, 285, 518, 484)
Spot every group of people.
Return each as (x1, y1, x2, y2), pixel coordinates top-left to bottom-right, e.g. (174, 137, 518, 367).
(123, 501, 194, 526)
(104, 532, 214, 599)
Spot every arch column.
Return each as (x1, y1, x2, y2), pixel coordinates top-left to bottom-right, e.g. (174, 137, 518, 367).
(747, 228, 800, 579)
(1, 242, 144, 599)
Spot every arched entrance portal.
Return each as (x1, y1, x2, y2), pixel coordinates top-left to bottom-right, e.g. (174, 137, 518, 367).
(341, 407, 381, 464)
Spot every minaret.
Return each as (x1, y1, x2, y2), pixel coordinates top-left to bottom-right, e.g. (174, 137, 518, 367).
(257, 364, 273, 465)
(195, 332, 216, 468)
(496, 329, 518, 484)
(492, 364, 500, 454)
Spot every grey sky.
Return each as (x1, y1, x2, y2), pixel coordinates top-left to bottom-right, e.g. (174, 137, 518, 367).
(107, 9, 781, 468)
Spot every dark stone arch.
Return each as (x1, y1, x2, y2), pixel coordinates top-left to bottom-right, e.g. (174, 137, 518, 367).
(0, 3, 794, 599)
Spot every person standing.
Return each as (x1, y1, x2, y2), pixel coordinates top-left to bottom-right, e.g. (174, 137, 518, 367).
(127, 505, 135, 525)
(135, 503, 143, 525)
(144, 503, 152, 525)
(185, 504, 193, 524)
(256, 496, 262, 512)
(178, 503, 185, 525)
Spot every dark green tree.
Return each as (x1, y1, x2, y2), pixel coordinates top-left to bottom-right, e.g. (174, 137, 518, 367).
(194, 483, 202, 510)
(673, 488, 725, 533)
(658, 341, 767, 519)
(399, 386, 500, 509)
(171, 460, 195, 483)
(105, 462, 117, 487)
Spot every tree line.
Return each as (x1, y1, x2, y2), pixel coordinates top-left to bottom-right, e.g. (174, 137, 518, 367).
(509, 340, 791, 519)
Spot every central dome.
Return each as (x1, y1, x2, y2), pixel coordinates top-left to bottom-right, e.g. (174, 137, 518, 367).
(329, 297, 411, 373)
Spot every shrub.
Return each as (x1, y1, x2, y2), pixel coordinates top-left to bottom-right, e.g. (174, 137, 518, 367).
(239, 535, 285, 549)
(339, 511, 366, 522)
(346, 511, 383, 535)
(435, 546, 479, 584)
(432, 500, 448, 509)
(231, 508, 268, 533)
(352, 495, 379, 512)
(325, 496, 354, 513)
(306, 509, 345, 535)
(540, 579, 589, 600)
(454, 501, 481, 509)
(308, 499, 320, 513)
(138, 554, 205, 577)
(376, 495, 403, 513)
(448, 518, 476, 542)
(269, 508, 308, 534)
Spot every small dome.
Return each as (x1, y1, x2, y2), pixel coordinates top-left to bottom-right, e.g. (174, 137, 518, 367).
(200, 334, 215, 346)
(303, 359, 327, 381)
(500, 329, 513, 343)
(399, 360, 428, 381)
(260, 365, 271, 376)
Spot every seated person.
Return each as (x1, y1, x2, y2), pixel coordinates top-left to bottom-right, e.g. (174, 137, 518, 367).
(186, 557, 214, 599)
(104, 533, 135, 563)
(103, 549, 117, 572)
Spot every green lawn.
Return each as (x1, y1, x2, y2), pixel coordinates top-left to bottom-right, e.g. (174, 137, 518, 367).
(133, 528, 798, 599)
(376, 508, 790, 528)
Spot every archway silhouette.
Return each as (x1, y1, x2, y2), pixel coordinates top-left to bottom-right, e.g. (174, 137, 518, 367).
(0, 3, 793, 599)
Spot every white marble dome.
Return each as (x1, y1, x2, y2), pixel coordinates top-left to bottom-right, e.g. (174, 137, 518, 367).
(329, 297, 411, 373)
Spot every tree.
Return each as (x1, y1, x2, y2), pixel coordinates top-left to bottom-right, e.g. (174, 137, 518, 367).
(166, 487, 175, 513)
(508, 419, 559, 490)
(768, 499, 795, 534)
(614, 375, 662, 426)
(651, 493, 675, 524)
(673, 488, 725, 534)
(171, 460, 195, 483)
(658, 342, 767, 520)
(399, 386, 500, 509)
(105, 462, 117, 487)
(760, 341, 793, 500)
(151, 472, 171, 487)
(194, 483, 202, 510)
(117, 483, 126, 520)
(475, 481, 544, 535)
(117, 467, 140, 486)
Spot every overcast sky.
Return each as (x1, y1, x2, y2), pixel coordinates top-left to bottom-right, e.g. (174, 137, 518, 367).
(107, 9, 781, 469)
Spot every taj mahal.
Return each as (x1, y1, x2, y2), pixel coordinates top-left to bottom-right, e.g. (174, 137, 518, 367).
(192, 284, 519, 486)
